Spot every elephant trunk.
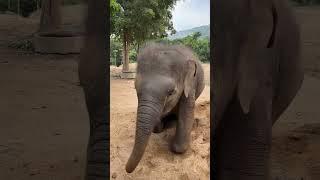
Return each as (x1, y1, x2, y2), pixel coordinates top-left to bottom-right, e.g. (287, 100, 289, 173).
(126, 97, 162, 173)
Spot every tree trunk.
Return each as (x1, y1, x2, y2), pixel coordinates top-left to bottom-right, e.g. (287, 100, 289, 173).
(122, 31, 130, 72)
(78, 0, 109, 179)
(39, 0, 62, 33)
(37, 0, 40, 10)
(17, 0, 20, 16)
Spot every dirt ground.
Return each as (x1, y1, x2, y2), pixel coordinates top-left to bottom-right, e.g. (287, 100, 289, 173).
(0, 5, 320, 180)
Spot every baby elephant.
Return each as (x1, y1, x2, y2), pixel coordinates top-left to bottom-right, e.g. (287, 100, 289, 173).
(126, 43, 205, 173)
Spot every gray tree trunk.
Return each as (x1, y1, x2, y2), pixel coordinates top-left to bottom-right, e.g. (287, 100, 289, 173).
(39, 0, 62, 33)
(122, 31, 130, 72)
(8, 0, 11, 10)
(17, 0, 20, 16)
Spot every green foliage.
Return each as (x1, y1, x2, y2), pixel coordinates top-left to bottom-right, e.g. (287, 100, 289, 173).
(0, 0, 38, 17)
(110, 32, 210, 65)
(0, 1, 7, 12)
(111, 0, 179, 71)
(8, 38, 34, 51)
(111, 0, 178, 45)
(110, 0, 121, 15)
(129, 47, 137, 62)
(164, 32, 210, 63)
(0, 0, 82, 17)
(110, 36, 123, 66)
(110, 0, 122, 34)
(110, 36, 139, 66)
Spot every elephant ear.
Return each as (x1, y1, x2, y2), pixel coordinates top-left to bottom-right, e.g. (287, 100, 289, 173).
(237, 48, 275, 114)
(184, 60, 197, 98)
(237, 5, 277, 114)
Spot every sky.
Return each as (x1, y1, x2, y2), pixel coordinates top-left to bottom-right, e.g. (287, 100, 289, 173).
(171, 0, 210, 31)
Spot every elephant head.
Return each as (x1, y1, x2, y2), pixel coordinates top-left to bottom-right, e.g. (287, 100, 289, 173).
(125, 44, 200, 173)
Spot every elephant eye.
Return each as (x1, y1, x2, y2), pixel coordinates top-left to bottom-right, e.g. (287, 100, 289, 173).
(167, 88, 175, 96)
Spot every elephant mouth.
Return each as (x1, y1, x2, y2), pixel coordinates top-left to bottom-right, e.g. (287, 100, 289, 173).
(162, 97, 179, 116)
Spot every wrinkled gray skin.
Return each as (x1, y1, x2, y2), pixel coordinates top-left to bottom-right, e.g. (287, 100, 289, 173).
(125, 43, 205, 173)
(78, 0, 109, 179)
(212, 0, 304, 179)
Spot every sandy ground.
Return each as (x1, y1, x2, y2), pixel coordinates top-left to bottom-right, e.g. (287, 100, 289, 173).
(0, 5, 319, 180)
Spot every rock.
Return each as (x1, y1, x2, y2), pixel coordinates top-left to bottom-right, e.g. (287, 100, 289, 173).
(112, 172, 117, 179)
(33, 33, 84, 54)
(180, 173, 190, 180)
(120, 71, 136, 79)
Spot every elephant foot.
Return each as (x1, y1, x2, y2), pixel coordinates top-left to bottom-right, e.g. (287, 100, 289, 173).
(170, 141, 189, 154)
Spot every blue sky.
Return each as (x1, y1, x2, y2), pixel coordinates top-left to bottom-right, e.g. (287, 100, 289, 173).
(171, 0, 210, 31)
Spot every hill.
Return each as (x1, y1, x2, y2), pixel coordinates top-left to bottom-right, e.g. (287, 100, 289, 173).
(168, 25, 210, 40)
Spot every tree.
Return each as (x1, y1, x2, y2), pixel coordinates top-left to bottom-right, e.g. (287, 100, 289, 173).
(111, 0, 178, 72)
(110, 35, 123, 66)
(166, 32, 210, 63)
(0, 0, 39, 17)
(39, 0, 62, 33)
(290, 0, 320, 5)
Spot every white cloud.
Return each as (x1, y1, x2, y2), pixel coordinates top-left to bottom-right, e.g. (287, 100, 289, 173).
(171, 0, 210, 31)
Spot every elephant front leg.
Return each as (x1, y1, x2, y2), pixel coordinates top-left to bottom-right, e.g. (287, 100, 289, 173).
(170, 93, 195, 154)
(153, 121, 165, 133)
(153, 113, 177, 133)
